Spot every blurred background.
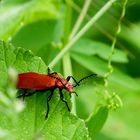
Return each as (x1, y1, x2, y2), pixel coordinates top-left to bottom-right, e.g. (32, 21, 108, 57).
(0, 0, 140, 139)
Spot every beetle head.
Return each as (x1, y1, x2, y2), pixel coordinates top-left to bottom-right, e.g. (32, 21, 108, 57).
(65, 82, 74, 93)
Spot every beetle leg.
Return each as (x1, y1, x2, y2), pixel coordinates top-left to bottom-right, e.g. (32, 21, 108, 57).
(47, 67, 51, 74)
(24, 92, 36, 98)
(17, 89, 25, 99)
(17, 90, 36, 100)
(45, 89, 54, 119)
(59, 89, 70, 112)
(17, 93, 25, 101)
(47, 67, 57, 75)
(17, 89, 27, 100)
(66, 76, 79, 87)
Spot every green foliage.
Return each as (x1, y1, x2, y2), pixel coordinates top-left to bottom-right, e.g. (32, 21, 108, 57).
(71, 52, 140, 92)
(86, 106, 108, 138)
(0, 0, 140, 139)
(0, 0, 61, 40)
(71, 38, 128, 63)
(0, 41, 89, 139)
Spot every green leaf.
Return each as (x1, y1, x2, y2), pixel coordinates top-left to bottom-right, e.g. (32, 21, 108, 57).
(0, 0, 61, 40)
(71, 38, 128, 63)
(121, 23, 140, 51)
(0, 41, 89, 139)
(11, 20, 62, 54)
(102, 92, 140, 140)
(85, 106, 109, 138)
(71, 52, 140, 92)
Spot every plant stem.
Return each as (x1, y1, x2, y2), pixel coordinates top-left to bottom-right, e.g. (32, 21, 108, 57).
(63, 0, 72, 45)
(62, 53, 76, 114)
(105, 0, 128, 78)
(69, 0, 92, 39)
(103, 0, 128, 109)
(62, 1, 76, 114)
(62, 0, 72, 77)
(48, 0, 117, 68)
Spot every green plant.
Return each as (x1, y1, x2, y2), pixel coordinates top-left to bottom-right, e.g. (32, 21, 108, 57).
(0, 0, 140, 140)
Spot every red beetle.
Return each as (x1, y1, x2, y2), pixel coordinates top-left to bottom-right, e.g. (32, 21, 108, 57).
(17, 68, 96, 118)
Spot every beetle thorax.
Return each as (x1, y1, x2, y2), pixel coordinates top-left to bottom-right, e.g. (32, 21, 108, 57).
(56, 78, 74, 93)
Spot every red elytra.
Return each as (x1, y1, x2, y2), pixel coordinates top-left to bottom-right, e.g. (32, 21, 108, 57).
(17, 72, 74, 93)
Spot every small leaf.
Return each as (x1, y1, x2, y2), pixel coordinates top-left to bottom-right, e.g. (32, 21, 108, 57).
(0, 0, 61, 40)
(0, 41, 89, 139)
(71, 52, 140, 92)
(71, 38, 128, 63)
(85, 106, 108, 138)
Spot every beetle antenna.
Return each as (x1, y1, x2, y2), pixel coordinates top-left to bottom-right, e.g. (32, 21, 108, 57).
(74, 74, 97, 87)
